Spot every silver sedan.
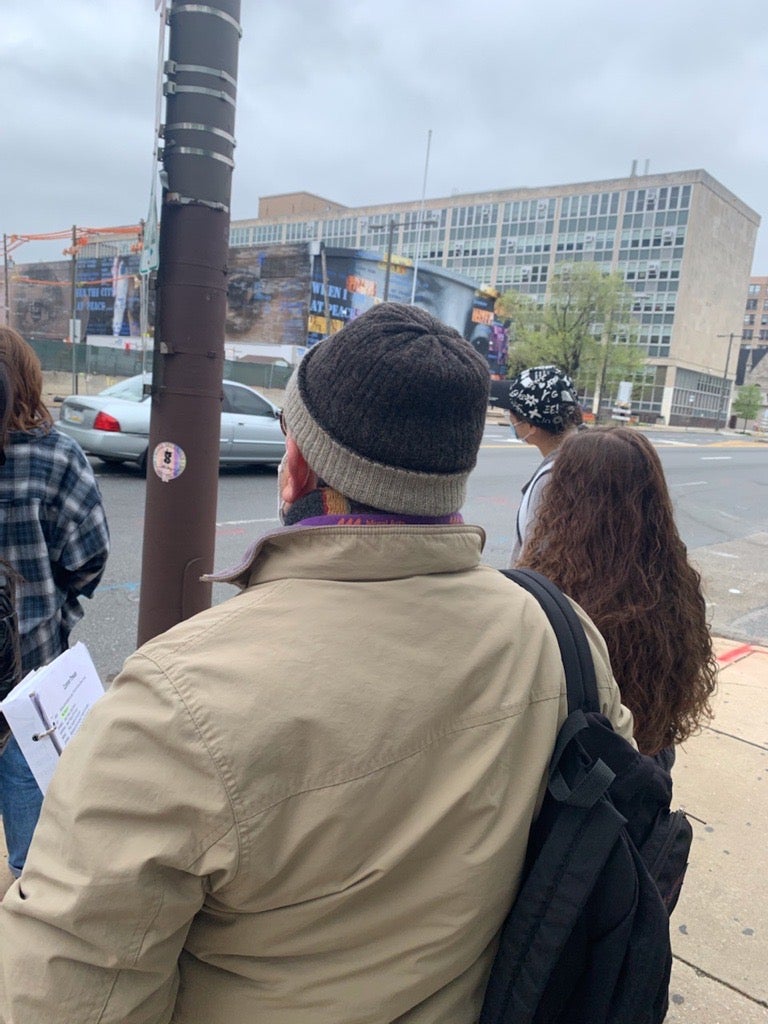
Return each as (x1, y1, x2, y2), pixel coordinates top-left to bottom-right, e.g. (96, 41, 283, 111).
(57, 374, 285, 473)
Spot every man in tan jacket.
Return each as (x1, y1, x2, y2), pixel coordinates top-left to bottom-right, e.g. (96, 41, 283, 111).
(0, 303, 632, 1024)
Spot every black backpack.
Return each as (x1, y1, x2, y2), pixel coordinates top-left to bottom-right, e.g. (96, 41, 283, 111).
(480, 568, 692, 1024)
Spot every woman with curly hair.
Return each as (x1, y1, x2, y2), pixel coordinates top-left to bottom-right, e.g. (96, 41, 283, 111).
(517, 425, 717, 762)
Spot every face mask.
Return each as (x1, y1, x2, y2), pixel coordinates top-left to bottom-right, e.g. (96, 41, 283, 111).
(276, 453, 289, 524)
(512, 420, 534, 444)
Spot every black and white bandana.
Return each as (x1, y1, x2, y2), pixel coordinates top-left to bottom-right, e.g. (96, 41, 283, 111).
(506, 365, 578, 431)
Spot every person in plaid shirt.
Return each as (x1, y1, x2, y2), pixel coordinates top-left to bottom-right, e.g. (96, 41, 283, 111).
(0, 328, 109, 878)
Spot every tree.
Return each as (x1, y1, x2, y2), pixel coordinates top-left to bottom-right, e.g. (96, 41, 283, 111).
(731, 384, 762, 432)
(496, 264, 644, 411)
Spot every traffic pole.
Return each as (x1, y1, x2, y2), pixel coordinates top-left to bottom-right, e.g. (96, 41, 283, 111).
(137, 0, 242, 646)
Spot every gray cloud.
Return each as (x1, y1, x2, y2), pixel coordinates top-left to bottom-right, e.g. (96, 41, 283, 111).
(2, 0, 766, 268)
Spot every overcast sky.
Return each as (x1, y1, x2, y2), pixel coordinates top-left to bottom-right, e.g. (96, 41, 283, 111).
(3, 0, 767, 271)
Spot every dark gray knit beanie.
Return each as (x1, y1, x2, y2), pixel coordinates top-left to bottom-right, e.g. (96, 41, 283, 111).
(282, 302, 490, 515)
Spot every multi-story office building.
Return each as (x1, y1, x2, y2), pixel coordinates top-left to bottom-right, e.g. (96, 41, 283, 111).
(738, 276, 768, 400)
(742, 276, 768, 345)
(231, 169, 759, 425)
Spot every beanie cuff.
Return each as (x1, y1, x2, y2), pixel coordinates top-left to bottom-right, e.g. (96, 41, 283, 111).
(283, 373, 469, 516)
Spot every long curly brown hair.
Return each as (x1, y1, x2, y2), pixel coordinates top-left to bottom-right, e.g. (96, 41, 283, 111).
(518, 426, 717, 755)
(0, 327, 53, 433)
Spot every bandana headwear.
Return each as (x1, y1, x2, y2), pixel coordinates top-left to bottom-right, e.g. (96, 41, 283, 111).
(281, 303, 490, 516)
(506, 365, 578, 433)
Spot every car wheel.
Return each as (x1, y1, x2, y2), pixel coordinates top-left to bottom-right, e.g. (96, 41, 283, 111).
(138, 449, 148, 476)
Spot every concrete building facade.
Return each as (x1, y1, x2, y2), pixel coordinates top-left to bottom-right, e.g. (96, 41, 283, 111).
(230, 169, 759, 425)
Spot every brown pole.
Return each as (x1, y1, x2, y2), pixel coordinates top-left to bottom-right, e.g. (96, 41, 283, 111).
(137, 0, 242, 646)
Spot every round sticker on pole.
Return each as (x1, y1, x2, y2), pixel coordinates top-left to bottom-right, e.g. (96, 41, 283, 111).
(152, 442, 187, 482)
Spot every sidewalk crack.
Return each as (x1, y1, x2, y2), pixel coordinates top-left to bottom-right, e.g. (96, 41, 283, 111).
(672, 954, 768, 1009)
(704, 725, 768, 752)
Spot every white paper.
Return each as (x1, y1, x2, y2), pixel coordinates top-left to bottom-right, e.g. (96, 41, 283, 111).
(0, 643, 104, 793)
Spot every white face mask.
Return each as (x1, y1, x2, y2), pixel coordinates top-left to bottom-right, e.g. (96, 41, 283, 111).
(276, 453, 289, 524)
(511, 419, 534, 444)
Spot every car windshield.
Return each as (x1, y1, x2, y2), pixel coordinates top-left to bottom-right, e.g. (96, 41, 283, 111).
(98, 376, 150, 402)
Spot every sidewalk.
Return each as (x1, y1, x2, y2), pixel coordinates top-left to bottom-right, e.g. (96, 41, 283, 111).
(666, 638, 768, 1022)
(1, 640, 767, 1021)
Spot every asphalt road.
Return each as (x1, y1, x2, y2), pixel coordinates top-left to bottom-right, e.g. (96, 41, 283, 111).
(72, 427, 768, 681)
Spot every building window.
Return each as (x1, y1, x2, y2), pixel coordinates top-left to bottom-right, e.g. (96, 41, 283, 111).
(748, 283, 760, 294)
(746, 299, 758, 310)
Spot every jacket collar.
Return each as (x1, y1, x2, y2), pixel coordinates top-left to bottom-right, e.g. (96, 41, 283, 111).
(205, 523, 486, 591)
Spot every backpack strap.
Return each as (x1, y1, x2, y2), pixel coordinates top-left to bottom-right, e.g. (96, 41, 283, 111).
(501, 568, 600, 714)
(481, 570, 623, 1022)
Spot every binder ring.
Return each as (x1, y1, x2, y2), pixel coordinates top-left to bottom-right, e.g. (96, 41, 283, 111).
(32, 725, 57, 742)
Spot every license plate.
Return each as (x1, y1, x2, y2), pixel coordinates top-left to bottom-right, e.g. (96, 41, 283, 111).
(64, 409, 84, 424)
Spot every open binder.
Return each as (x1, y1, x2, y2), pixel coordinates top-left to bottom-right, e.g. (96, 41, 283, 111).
(0, 642, 104, 793)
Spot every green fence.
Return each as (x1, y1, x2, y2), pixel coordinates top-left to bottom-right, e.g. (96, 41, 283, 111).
(28, 339, 293, 391)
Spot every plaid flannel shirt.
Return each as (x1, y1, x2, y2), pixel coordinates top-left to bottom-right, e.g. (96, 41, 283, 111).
(0, 427, 110, 673)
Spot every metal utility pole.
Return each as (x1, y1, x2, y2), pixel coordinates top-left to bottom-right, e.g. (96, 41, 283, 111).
(369, 218, 401, 301)
(2, 234, 10, 326)
(137, 0, 242, 646)
(383, 218, 396, 302)
(716, 332, 736, 430)
(320, 242, 332, 337)
(69, 225, 78, 394)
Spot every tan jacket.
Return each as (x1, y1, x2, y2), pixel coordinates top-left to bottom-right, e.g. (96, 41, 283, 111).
(0, 524, 632, 1024)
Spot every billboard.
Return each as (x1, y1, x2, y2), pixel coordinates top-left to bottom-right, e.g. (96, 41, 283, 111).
(307, 247, 477, 346)
(466, 290, 509, 374)
(9, 253, 142, 342)
(226, 244, 311, 348)
(76, 254, 142, 339)
(8, 242, 504, 372)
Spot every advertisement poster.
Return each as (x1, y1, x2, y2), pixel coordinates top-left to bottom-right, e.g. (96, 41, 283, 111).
(307, 248, 477, 346)
(75, 253, 142, 339)
(226, 244, 312, 348)
(9, 253, 142, 342)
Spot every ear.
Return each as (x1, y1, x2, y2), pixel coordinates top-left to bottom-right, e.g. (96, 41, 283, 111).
(281, 436, 317, 505)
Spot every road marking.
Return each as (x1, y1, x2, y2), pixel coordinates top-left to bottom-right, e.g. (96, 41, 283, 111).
(709, 441, 767, 448)
(710, 551, 739, 559)
(480, 443, 533, 450)
(717, 644, 755, 664)
(216, 517, 277, 527)
(671, 480, 707, 487)
(655, 439, 697, 447)
(701, 456, 732, 460)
